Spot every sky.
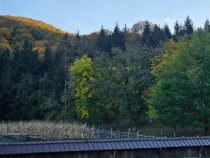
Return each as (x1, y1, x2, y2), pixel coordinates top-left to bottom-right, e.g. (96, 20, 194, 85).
(0, 0, 210, 35)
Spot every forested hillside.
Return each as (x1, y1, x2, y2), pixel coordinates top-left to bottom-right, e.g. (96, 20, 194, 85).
(0, 15, 209, 134)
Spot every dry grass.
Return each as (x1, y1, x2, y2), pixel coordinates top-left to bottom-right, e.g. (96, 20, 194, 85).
(0, 121, 94, 140)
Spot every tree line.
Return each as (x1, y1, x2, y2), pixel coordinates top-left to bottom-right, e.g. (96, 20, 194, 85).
(0, 16, 210, 134)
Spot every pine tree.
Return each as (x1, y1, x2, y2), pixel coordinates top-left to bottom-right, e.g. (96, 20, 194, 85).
(52, 33, 73, 114)
(164, 24, 172, 40)
(11, 40, 41, 120)
(43, 44, 52, 73)
(76, 31, 80, 38)
(96, 26, 111, 52)
(123, 24, 128, 34)
(123, 24, 129, 43)
(0, 44, 13, 120)
(151, 24, 163, 47)
(184, 16, 194, 35)
(204, 19, 210, 32)
(111, 23, 126, 51)
(174, 21, 180, 41)
(142, 21, 152, 46)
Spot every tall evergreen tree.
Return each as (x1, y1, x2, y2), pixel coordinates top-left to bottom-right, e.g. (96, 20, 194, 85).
(123, 24, 128, 34)
(111, 23, 126, 51)
(142, 21, 152, 46)
(96, 26, 111, 53)
(43, 44, 53, 73)
(204, 19, 210, 32)
(123, 24, 129, 43)
(184, 16, 194, 35)
(174, 21, 180, 41)
(151, 24, 165, 47)
(173, 21, 185, 41)
(41, 44, 54, 101)
(164, 24, 172, 40)
(76, 31, 80, 38)
(12, 40, 41, 120)
(13, 39, 40, 75)
(0, 43, 13, 120)
(52, 33, 73, 114)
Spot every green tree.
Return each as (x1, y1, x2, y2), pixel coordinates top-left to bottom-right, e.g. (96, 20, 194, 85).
(142, 21, 152, 46)
(92, 47, 158, 126)
(96, 26, 112, 53)
(52, 33, 73, 116)
(0, 43, 13, 120)
(70, 55, 102, 123)
(43, 44, 53, 73)
(184, 16, 194, 35)
(15, 74, 43, 120)
(151, 24, 163, 47)
(163, 24, 172, 40)
(111, 23, 126, 51)
(204, 19, 210, 32)
(11, 40, 42, 120)
(147, 32, 210, 135)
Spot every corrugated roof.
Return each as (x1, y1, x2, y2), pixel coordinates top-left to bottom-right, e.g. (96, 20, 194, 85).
(0, 137, 210, 155)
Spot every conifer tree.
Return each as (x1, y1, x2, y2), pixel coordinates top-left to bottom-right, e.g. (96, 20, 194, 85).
(174, 21, 180, 41)
(52, 33, 73, 114)
(164, 24, 172, 40)
(123, 24, 128, 34)
(204, 19, 210, 32)
(111, 23, 126, 51)
(96, 26, 111, 52)
(151, 24, 162, 47)
(142, 21, 152, 46)
(43, 44, 52, 73)
(0, 44, 13, 120)
(184, 16, 194, 35)
(76, 31, 80, 38)
(123, 24, 129, 43)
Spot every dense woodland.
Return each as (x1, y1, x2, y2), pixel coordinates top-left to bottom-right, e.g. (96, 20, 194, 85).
(0, 15, 210, 134)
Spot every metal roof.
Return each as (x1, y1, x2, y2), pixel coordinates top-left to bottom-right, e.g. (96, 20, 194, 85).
(1, 137, 210, 155)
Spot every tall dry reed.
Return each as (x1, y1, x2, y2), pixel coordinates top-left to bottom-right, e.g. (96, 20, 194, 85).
(0, 121, 94, 140)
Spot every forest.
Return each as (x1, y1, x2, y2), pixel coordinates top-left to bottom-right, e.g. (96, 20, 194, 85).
(0, 15, 209, 135)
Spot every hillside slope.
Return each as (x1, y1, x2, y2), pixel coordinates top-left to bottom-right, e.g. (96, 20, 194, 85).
(0, 15, 74, 55)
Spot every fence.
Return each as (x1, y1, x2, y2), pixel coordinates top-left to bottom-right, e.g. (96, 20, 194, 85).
(0, 128, 155, 142)
(90, 127, 155, 139)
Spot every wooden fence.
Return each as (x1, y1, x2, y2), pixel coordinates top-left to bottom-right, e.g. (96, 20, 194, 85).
(90, 127, 155, 139)
(0, 128, 155, 142)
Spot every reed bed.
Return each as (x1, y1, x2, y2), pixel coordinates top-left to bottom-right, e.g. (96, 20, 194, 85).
(0, 121, 94, 140)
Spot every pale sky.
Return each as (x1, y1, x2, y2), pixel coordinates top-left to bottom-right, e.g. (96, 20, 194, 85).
(0, 0, 210, 34)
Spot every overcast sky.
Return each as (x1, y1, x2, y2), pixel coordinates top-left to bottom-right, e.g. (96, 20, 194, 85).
(1, 0, 210, 34)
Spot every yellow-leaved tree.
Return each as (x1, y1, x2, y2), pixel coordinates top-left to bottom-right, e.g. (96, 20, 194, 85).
(70, 55, 94, 120)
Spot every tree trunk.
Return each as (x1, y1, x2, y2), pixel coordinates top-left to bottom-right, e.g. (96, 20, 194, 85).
(160, 124, 163, 136)
(173, 125, 176, 137)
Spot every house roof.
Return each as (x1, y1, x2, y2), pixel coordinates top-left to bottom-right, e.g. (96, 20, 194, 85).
(1, 137, 210, 155)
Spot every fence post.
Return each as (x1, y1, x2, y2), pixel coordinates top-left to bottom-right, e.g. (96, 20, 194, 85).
(6, 123, 8, 133)
(92, 127, 95, 139)
(173, 126, 176, 137)
(137, 130, 139, 139)
(128, 128, 130, 138)
(97, 128, 100, 139)
(150, 117, 152, 123)
(119, 129, 121, 139)
(110, 128, 113, 139)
